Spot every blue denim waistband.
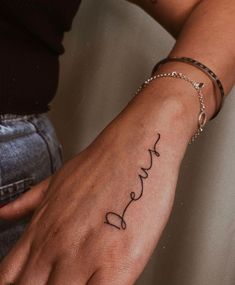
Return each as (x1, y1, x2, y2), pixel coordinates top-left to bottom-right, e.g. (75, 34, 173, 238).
(0, 113, 46, 122)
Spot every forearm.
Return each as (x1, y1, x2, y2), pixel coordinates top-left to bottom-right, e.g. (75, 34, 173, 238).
(129, 0, 235, 125)
(129, 0, 202, 38)
(168, 0, 235, 96)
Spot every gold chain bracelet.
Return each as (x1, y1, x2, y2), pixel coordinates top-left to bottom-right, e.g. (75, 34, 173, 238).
(135, 71, 207, 144)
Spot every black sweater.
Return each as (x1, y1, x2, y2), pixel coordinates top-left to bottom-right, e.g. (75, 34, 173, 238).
(0, 0, 81, 114)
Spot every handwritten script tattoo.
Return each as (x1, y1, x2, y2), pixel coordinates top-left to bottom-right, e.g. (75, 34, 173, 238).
(104, 133, 161, 230)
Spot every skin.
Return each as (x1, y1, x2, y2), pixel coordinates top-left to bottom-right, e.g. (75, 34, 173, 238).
(0, 0, 235, 284)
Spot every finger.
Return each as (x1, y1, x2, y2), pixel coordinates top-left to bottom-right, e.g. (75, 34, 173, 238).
(87, 268, 136, 285)
(15, 252, 53, 285)
(47, 259, 88, 285)
(0, 177, 51, 221)
(0, 232, 32, 285)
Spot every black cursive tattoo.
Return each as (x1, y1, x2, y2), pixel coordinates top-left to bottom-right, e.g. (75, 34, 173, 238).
(104, 133, 161, 230)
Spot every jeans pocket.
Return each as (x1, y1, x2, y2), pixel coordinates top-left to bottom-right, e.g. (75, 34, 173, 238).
(0, 177, 33, 206)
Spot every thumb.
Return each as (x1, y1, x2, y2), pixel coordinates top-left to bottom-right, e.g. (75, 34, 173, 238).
(0, 176, 52, 221)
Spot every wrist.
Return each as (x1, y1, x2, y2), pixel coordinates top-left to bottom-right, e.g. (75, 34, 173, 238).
(94, 74, 211, 168)
(122, 80, 200, 143)
(98, 91, 193, 170)
(152, 61, 218, 120)
(120, 65, 217, 147)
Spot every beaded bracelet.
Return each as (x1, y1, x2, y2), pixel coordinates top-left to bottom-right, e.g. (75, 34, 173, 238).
(151, 56, 225, 120)
(135, 71, 207, 144)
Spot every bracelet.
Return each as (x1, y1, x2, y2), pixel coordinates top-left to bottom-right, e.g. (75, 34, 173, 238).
(135, 71, 207, 144)
(151, 56, 225, 120)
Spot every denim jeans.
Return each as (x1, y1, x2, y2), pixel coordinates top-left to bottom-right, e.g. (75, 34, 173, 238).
(0, 113, 63, 260)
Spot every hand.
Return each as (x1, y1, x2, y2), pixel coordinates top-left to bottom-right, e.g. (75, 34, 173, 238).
(0, 82, 195, 285)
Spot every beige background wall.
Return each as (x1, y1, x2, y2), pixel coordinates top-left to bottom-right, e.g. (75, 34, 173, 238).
(50, 0, 235, 284)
